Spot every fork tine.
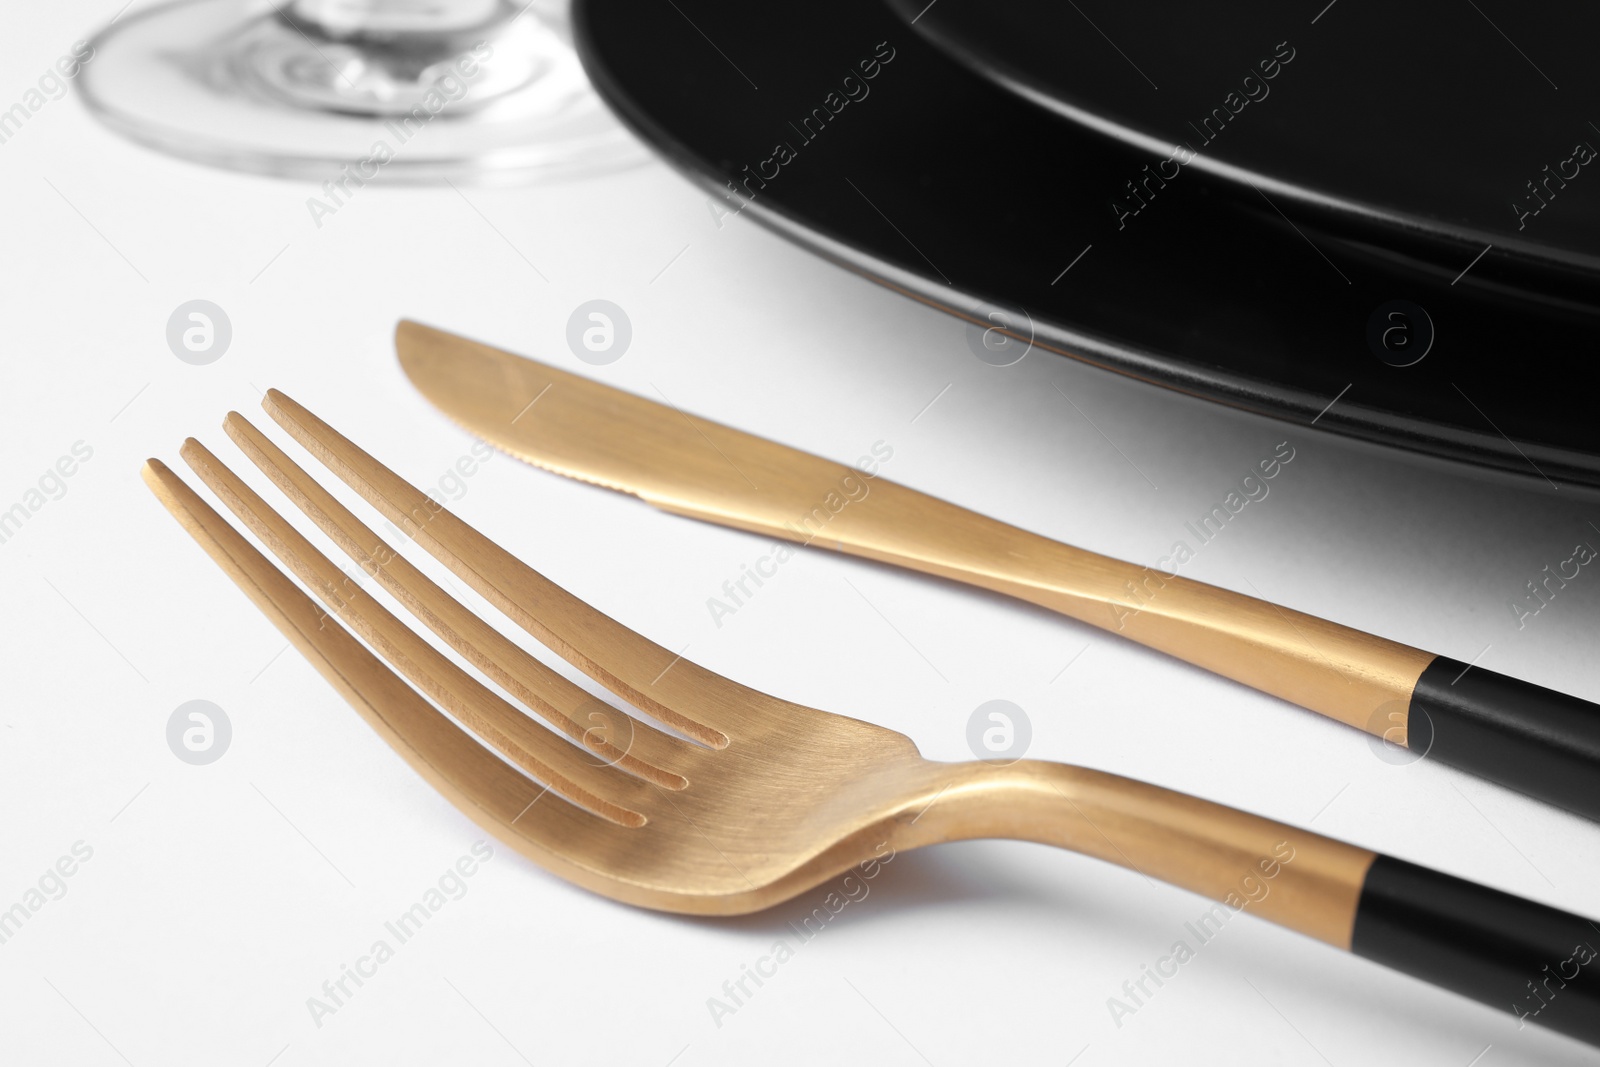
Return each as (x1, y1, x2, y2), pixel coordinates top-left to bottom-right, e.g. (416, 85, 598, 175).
(178, 439, 652, 827)
(221, 411, 696, 791)
(263, 389, 765, 747)
(140, 458, 622, 857)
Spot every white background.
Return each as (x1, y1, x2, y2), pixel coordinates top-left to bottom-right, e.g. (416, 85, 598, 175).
(3, 3, 1599, 1064)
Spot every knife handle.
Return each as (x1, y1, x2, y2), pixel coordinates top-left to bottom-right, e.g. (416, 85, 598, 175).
(1006, 552, 1600, 822)
(760, 477, 1600, 820)
(1406, 657, 1600, 821)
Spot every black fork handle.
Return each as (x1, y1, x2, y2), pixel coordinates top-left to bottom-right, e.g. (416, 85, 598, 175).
(1352, 854, 1600, 1045)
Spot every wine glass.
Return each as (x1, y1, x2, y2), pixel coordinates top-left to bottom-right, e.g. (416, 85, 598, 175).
(77, 0, 645, 183)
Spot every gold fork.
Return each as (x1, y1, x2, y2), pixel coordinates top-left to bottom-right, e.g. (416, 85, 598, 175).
(142, 391, 1600, 1046)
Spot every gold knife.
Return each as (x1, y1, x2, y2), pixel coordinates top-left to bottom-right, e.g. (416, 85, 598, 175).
(394, 320, 1600, 819)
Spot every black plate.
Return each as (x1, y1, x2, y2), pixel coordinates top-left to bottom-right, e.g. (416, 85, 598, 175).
(573, 0, 1600, 488)
(888, 0, 1600, 284)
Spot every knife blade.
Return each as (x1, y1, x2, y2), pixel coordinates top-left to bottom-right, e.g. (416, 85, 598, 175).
(395, 319, 1600, 820)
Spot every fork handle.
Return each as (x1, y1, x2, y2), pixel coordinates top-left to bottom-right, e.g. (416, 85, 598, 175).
(1351, 855, 1600, 1043)
(946, 762, 1600, 1046)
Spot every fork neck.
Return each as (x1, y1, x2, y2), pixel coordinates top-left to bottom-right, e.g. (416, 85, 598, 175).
(897, 760, 1375, 949)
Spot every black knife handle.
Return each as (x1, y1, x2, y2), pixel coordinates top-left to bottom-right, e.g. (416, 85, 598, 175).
(1410, 656, 1600, 821)
(1352, 855, 1600, 1045)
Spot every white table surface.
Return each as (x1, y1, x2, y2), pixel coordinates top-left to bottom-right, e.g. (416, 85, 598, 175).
(4, 5, 1599, 1065)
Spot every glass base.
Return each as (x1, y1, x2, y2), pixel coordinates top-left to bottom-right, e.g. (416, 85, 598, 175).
(78, 0, 647, 184)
